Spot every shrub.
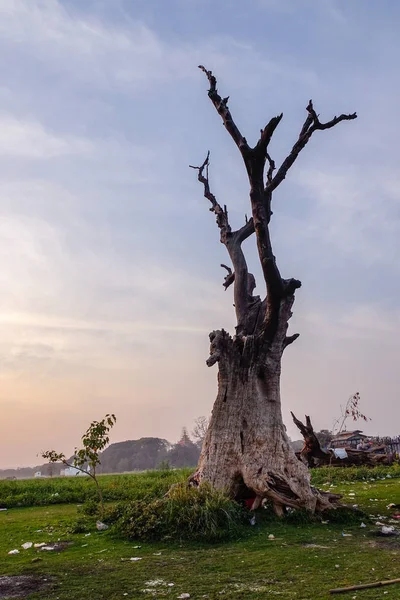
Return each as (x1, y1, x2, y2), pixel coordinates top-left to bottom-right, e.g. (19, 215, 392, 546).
(116, 483, 248, 542)
(79, 499, 101, 517)
(68, 515, 91, 534)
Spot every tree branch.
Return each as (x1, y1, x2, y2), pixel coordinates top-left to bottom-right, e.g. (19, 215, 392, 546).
(283, 333, 300, 349)
(267, 100, 357, 193)
(190, 152, 231, 240)
(198, 66, 250, 155)
(221, 264, 234, 290)
(235, 217, 255, 244)
(190, 153, 259, 333)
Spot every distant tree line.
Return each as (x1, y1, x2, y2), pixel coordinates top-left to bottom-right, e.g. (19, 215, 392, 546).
(97, 430, 201, 474)
(1, 425, 206, 479)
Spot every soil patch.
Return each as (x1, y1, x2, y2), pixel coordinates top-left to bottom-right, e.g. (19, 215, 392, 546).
(38, 541, 73, 553)
(366, 539, 400, 551)
(0, 575, 51, 599)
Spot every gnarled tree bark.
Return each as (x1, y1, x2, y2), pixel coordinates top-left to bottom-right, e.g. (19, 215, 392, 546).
(190, 67, 356, 514)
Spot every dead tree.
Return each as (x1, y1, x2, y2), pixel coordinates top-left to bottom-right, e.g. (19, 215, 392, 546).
(189, 66, 357, 514)
(291, 413, 392, 468)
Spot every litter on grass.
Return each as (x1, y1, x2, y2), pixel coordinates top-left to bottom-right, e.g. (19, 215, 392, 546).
(21, 542, 33, 549)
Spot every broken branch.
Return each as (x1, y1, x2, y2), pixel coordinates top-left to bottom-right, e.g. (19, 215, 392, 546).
(198, 66, 250, 154)
(329, 578, 400, 594)
(190, 153, 259, 333)
(221, 264, 235, 290)
(190, 152, 231, 239)
(267, 100, 357, 192)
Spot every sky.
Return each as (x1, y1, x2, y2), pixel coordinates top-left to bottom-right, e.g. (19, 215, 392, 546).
(1, 0, 400, 469)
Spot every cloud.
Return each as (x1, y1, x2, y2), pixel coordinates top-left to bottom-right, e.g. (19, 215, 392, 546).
(0, 116, 93, 158)
(0, 0, 202, 89)
(0, 0, 317, 99)
(276, 164, 400, 269)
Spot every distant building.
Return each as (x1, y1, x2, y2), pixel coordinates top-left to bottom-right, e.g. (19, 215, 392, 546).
(34, 471, 43, 478)
(61, 466, 90, 477)
(330, 430, 368, 449)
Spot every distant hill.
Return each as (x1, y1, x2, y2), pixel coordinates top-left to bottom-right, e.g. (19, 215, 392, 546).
(0, 436, 201, 479)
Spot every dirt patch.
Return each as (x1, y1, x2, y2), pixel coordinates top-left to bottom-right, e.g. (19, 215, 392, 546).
(38, 541, 73, 553)
(0, 576, 51, 599)
(366, 539, 400, 551)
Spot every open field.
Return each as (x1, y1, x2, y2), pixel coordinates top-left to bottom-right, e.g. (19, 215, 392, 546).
(0, 469, 193, 508)
(1, 468, 399, 600)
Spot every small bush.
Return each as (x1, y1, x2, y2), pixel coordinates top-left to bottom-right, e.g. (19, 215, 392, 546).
(116, 483, 248, 542)
(79, 499, 101, 517)
(68, 515, 91, 534)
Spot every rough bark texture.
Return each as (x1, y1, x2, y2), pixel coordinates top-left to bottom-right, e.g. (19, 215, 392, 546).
(291, 413, 393, 468)
(190, 67, 356, 513)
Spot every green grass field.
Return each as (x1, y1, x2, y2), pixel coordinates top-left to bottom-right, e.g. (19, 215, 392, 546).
(1, 468, 399, 600)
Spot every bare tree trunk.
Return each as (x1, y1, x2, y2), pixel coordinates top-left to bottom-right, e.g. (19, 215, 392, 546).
(192, 314, 339, 513)
(189, 67, 356, 513)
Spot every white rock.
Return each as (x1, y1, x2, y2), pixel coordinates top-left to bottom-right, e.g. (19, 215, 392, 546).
(8, 549, 19, 555)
